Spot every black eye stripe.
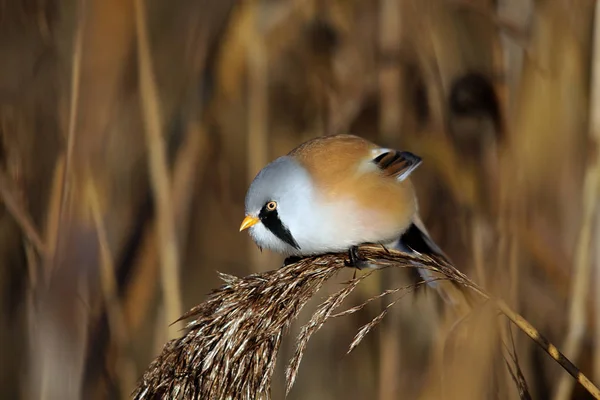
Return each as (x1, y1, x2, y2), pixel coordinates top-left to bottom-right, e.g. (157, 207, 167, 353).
(259, 207, 300, 250)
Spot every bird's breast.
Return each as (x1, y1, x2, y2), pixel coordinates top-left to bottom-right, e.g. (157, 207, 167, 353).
(292, 186, 416, 255)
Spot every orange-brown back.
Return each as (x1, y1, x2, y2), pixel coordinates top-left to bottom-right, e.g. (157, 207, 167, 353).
(289, 134, 417, 239)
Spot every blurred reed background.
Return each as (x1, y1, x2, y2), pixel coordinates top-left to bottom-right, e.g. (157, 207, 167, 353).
(0, 0, 599, 399)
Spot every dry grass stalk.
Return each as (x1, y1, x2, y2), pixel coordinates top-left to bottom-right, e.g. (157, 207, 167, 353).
(502, 324, 532, 400)
(132, 256, 342, 399)
(133, 0, 184, 338)
(378, 0, 401, 144)
(50, 0, 85, 269)
(284, 268, 374, 395)
(595, 208, 600, 385)
(555, 1, 600, 398)
(133, 246, 600, 399)
(0, 170, 46, 256)
(554, 160, 600, 400)
(87, 178, 137, 397)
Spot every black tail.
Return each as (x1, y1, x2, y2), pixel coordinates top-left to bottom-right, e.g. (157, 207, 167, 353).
(398, 223, 450, 262)
(394, 222, 451, 286)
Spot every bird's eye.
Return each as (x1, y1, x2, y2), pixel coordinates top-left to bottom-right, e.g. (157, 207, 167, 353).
(266, 201, 277, 211)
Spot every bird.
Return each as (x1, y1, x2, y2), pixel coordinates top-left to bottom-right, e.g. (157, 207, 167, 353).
(239, 134, 469, 307)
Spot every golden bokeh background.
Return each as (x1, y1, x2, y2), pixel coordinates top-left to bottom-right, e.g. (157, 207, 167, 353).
(0, 0, 599, 399)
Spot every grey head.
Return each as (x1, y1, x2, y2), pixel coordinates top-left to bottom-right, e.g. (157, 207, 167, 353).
(243, 155, 316, 255)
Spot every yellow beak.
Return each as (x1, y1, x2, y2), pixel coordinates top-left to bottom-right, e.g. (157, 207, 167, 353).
(239, 215, 260, 231)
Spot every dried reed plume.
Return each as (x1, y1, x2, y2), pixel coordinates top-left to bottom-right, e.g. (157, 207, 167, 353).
(133, 246, 600, 400)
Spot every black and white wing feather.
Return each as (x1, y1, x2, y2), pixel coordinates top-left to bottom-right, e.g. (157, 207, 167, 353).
(371, 149, 422, 181)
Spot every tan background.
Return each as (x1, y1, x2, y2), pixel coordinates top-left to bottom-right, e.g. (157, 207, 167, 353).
(0, 0, 598, 399)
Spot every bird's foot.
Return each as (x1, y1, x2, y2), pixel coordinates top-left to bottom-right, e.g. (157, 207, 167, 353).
(344, 245, 370, 270)
(282, 255, 303, 268)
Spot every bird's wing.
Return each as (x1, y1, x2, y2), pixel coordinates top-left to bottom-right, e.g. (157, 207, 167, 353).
(371, 149, 422, 181)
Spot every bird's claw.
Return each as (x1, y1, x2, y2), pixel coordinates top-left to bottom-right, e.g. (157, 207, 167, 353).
(345, 245, 369, 269)
(282, 255, 303, 268)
